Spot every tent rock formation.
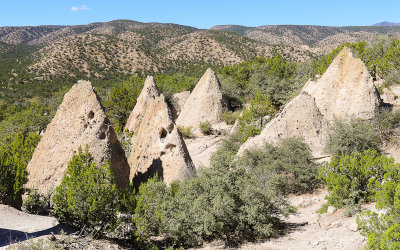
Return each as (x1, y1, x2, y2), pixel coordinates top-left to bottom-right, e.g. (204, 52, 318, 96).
(128, 94, 195, 188)
(238, 92, 328, 156)
(176, 68, 228, 128)
(239, 47, 382, 157)
(26, 80, 130, 196)
(302, 47, 381, 121)
(124, 76, 159, 134)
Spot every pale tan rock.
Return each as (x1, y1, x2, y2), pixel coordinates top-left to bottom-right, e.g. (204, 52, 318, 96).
(26, 80, 130, 196)
(381, 85, 400, 110)
(128, 94, 195, 187)
(171, 90, 190, 120)
(238, 92, 328, 156)
(176, 68, 228, 128)
(124, 76, 159, 134)
(302, 47, 381, 121)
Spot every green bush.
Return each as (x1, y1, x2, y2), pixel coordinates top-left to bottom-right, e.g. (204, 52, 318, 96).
(103, 76, 145, 129)
(239, 137, 319, 195)
(0, 132, 40, 208)
(357, 155, 400, 249)
(237, 91, 274, 142)
(325, 118, 380, 155)
(373, 111, 400, 142)
(221, 111, 240, 125)
(178, 126, 193, 139)
(133, 177, 171, 243)
(161, 166, 287, 247)
(210, 132, 244, 169)
(23, 189, 48, 215)
(124, 149, 290, 247)
(318, 150, 395, 209)
(53, 147, 118, 236)
(199, 121, 212, 135)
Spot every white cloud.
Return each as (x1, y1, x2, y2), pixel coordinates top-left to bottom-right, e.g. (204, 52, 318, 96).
(71, 5, 89, 12)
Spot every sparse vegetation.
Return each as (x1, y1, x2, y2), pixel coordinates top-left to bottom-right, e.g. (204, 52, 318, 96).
(178, 126, 193, 139)
(221, 110, 240, 125)
(199, 121, 212, 135)
(325, 118, 380, 156)
(53, 147, 119, 236)
(0, 132, 40, 208)
(4, 20, 400, 250)
(318, 150, 396, 209)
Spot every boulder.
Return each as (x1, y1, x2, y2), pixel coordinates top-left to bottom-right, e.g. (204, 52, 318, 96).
(171, 90, 190, 120)
(26, 80, 130, 196)
(124, 76, 159, 134)
(302, 47, 381, 121)
(128, 94, 196, 188)
(238, 92, 328, 156)
(176, 68, 228, 128)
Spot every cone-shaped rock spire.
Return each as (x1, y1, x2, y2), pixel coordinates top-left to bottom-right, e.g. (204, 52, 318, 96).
(124, 76, 159, 134)
(128, 94, 196, 188)
(238, 92, 328, 156)
(26, 80, 130, 195)
(302, 47, 381, 120)
(176, 68, 228, 128)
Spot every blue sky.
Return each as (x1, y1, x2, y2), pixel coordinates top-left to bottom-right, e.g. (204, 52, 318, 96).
(1, 0, 399, 28)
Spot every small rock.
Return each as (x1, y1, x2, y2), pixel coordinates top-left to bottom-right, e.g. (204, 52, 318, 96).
(330, 221, 342, 228)
(347, 221, 358, 232)
(327, 206, 337, 214)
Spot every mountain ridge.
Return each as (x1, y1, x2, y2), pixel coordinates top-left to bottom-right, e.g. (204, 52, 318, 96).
(1, 19, 400, 84)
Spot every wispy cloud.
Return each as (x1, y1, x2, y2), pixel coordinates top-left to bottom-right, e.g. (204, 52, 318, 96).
(71, 5, 90, 12)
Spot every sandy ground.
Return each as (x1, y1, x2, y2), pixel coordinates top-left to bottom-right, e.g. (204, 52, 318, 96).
(1, 189, 371, 249)
(0, 205, 73, 249)
(185, 135, 223, 169)
(200, 189, 369, 250)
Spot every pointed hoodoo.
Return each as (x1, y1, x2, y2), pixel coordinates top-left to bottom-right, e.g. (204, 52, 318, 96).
(26, 80, 130, 196)
(238, 92, 328, 157)
(176, 68, 228, 128)
(124, 76, 159, 134)
(302, 47, 381, 121)
(238, 47, 382, 157)
(128, 94, 196, 188)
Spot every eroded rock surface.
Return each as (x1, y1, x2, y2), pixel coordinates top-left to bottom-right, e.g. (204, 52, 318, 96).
(171, 90, 190, 120)
(176, 68, 228, 128)
(302, 47, 381, 120)
(124, 76, 159, 134)
(26, 80, 130, 196)
(128, 95, 195, 188)
(238, 92, 328, 156)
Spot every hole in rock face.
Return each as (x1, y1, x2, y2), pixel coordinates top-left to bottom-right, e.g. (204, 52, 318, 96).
(88, 111, 95, 119)
(160, 128, 168, 141)
(99, 132, 106, 140)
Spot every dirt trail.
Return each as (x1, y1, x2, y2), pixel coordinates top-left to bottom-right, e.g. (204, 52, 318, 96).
(0, 205, 72, 249)
(242, 189, 367, 250)
(1, 189, 369, 249)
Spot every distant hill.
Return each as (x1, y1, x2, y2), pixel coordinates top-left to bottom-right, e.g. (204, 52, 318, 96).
(1, 19, 400, 83)
(373, 21, 400, 26)
(211, 24, 400, 48)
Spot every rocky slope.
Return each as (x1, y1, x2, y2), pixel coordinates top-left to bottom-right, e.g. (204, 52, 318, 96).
(3, 20, 400, 82)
